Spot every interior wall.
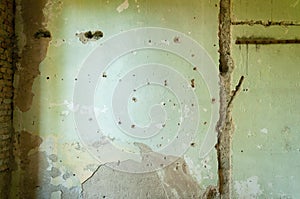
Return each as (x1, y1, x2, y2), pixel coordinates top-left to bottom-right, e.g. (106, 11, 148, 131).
(12, 0, 220, 198)
(0, 0, 14, 198)
(231, 1, 300, 198)
(6, 0, 300, 198)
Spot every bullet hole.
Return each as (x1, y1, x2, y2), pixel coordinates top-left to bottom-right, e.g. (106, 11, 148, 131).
(102, 72, 107, 78)
(241, 150, 244, 153)
(133, 89, 136, 92)
(173, 36, 180, 43)
(177, 123, 181, 126)
(46, 76, 50, 80)
(212, 98, 216, 103)
(132, 97, 137, 102)
(132, 74, 136, 77)
(61, 78, 64, 81)
(32, 121, 35, 125)
(148, 39, 152, 43)
(118, 121, 122, 125)
(191, 54, 195, 57)
(191, 79, 195, 88)
(193, 67, 197, 71)
(75, 78, 78, 81)
(84, 31, 93, 39)
(162, 124, 166, 128)
(215, 4, 218, 7)
(164, 80, 168, 86)
(190, 142, 196, 147)
(191, 103, 194, 107)
(73, 174, 76, 176)
(84, 30, 103, 39)
(76, 30, 104, 44)
(173, 103, 176, 106)
(131, 124, 135, 128)
(213, 44, 216, 47)
(204, 165, 207, 168)
(193, 16, 196, 19)
(103, 196, 106, 198)
(162, 102, 166, 106)
(34, 29, 51, 39)
(89, 118, 93, 121)
(164, 156, 167, 160)
(147, 82, 150, 85)
(169, 99, 172, 102)
(243, 88, 249, 92)
(77, 156, 79, 159)
(204, 121, 207, 125)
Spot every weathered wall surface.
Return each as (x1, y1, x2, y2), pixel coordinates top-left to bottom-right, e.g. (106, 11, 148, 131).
(10, 0, 300, 198)
(231, 0, 300, 198)
(12, 0, 220, 198)
(0, 0, 14, 198)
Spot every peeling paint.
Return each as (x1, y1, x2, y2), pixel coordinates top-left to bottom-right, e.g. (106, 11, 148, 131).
(15, 0, 51, 112)
(116, 0, 129, 13)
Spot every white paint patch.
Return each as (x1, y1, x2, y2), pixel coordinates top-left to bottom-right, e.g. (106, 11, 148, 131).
(116, 0, 129, 13)
(260, 128, 268, 134)
(50, 191, 62, 199)
(234, 176, 263, 199)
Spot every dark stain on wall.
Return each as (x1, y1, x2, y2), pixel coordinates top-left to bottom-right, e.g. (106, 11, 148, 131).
(15, 0, 51, 112)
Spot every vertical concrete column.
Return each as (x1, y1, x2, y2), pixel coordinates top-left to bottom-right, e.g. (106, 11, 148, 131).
(0, 0, 15, 198)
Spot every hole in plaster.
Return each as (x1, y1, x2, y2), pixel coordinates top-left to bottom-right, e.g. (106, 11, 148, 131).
(76, 30, 104, 44)
(34, 29, 51, 39)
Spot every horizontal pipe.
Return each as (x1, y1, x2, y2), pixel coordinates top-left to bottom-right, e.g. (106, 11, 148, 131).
(235, 38, 300, 45)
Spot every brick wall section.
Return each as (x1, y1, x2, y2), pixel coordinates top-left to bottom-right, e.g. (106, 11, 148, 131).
(0, 0, 14, 172)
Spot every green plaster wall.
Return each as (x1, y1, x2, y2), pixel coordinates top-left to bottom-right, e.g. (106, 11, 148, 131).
(11, 0, 300, 198)
(13, 0, 220, 198)
(232, 1, 300, 198)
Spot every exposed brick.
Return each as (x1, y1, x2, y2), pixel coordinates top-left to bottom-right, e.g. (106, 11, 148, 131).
(0, 0, 14, 175)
